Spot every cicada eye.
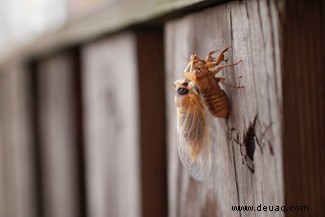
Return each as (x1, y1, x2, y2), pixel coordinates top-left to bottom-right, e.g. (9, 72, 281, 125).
(182, 81, 188, 87)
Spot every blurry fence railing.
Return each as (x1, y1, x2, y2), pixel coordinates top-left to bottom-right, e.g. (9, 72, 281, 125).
(0, 1, 324, 217)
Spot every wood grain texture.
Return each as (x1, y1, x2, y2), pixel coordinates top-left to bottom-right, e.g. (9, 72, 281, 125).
(165, 1, 283, 216)
(0, 64, 36, 217)
(37, 53, 82, 217)
(82, 33, 140, 217)
(281, 0, 325, 216)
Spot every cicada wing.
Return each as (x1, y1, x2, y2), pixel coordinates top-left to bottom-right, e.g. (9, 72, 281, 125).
(176, 94, 211, 181)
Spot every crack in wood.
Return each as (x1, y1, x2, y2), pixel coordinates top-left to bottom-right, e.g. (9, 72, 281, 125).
(227, 120, 241, 216)
(230, 131, 241, 217)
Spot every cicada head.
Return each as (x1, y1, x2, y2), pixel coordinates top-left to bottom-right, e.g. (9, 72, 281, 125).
(173, 75, 211, 182)
(173, 79, 197, 108)
(173, 78, 190, 95)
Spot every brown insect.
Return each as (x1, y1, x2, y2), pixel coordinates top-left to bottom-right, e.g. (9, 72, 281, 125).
(183, 47, 243, 118)
(173, 47, 243, 181)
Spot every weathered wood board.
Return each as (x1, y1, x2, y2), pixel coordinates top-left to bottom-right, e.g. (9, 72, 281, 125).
(0, 64, 36, 217)
(37, 53, 82, 217)
(82, 33, 141, 217)
(165, 1, 283, 216)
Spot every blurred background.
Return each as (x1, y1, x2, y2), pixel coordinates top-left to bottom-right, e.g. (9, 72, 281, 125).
(0, 0, 114, 60)
(0, 0, 168, 217)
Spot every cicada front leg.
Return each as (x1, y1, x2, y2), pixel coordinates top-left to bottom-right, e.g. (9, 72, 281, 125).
(216, 77, 245, 89)
(206, 47, 231, 68)
(209, 60, 243, 76)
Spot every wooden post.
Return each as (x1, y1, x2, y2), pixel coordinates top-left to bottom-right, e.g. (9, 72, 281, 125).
(36, 51, 85, 217)
(165, 1, 283, 216)
(0, 63, 36, 217)
(82, 29, 168, 217)
(82, 33, 142, 217)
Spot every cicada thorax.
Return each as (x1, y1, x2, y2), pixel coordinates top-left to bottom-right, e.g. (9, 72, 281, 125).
(174, 87, 206, 160)
(195, 71, 229, 118)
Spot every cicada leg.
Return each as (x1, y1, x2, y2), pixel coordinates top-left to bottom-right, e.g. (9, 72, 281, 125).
(209, 60, 243, 76)
(205, 49, 220, 62)
(206, 47, 231, 68)
(217, 77, 245, 88)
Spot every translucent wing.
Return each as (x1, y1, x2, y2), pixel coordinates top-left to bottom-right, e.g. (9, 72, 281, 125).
(176, 92, 211, 181)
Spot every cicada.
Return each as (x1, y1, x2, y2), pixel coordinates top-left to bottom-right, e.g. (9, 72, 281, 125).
(173, 79, 211, 181)
(173, 48, 243, 181)
(184, 47, 243, 118)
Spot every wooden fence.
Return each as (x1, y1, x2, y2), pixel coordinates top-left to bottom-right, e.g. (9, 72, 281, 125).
(0, 1, 324, 217)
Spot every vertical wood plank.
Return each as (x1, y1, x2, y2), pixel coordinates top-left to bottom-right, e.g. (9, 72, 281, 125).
(281, 0, 325, 216)
(229, 2, 283, 217)
(165, 1, 283, 216)
(0, 64, 36, 217)
(165, 6, 239, 217)
(37, 52, 83, 217)
(82, 33, 140, 217)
